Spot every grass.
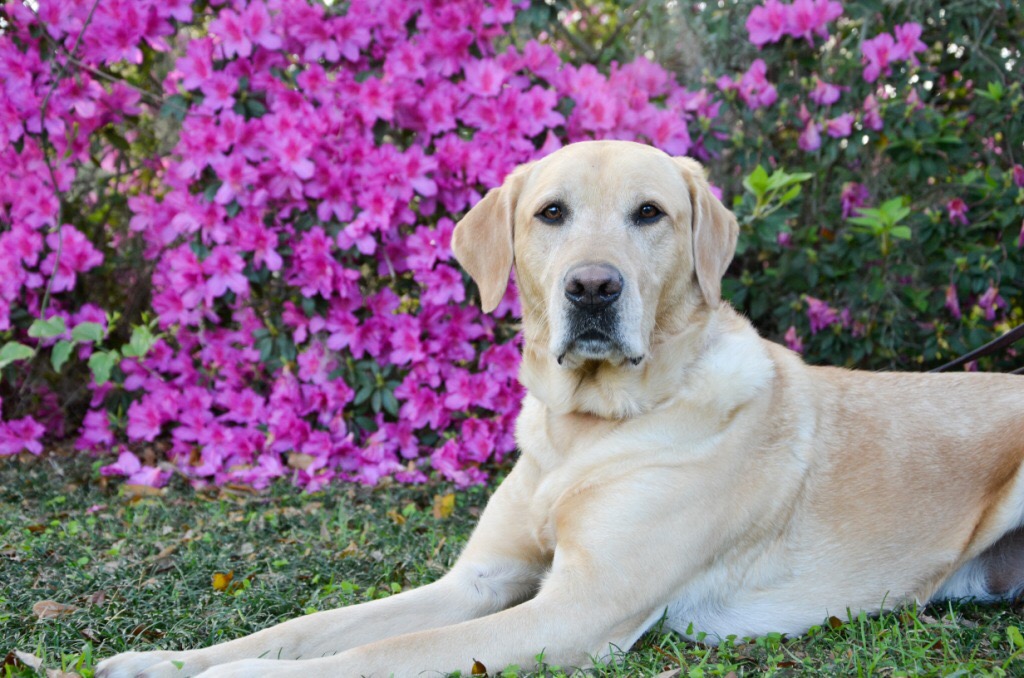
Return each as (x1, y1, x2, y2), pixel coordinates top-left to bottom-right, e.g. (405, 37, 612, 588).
(3, 451, 1024, 677)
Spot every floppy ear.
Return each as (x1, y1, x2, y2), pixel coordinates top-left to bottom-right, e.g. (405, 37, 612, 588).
(452, 165, 530, 313)
(673, 157, 739, 308)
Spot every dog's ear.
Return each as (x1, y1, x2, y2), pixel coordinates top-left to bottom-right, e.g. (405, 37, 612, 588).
(673, 157, 738, 308)
(452, 164, 531, 313)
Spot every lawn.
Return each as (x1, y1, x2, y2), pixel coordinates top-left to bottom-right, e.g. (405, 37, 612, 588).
(3, 451, 1024, 677)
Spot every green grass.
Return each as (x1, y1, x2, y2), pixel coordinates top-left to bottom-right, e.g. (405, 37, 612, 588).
(3, 452, 1024, 677)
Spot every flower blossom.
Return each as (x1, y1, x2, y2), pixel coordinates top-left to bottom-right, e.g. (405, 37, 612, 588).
(946, 198, 969, 226)
(805, 296, 840, 333)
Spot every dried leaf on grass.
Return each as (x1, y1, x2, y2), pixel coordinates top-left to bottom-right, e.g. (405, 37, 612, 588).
(2, 650, 80, 677)
(433, 493, 455, 519)
(287, 453, 316, 470)
(212, 571, 234, 592)
(123, 484, 165, 499)
(32, 600, 78, 620)
(5, 651, 42, 670)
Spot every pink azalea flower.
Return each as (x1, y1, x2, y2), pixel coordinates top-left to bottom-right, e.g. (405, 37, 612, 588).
(388, 314, 426, 366)
(945, 285, 961, 319)
(241, 2, 282, 51)
(463, 58, 508, 97)
(825, 112, 855, 138)
(203, 246, 249, 301)
(805, 296, 839, 333)
(127, 394, 176, 441)
(746, 0, 789, 47)
(738, 59, 777, 110)
(892, 22, 927, 64)
(416, 264, 466, 307)
(76, 410, 114, 451)
(100, 449, 170, 487)
(977, 286, 1004, 321)
(0, 416, 45, 456)
(840, 182, 870, 219)
(798, 120, 821, 151)
(199, 72, 237, 111)
(862, 33, 897, 82)
(809, 78, 842, 106)
(269, 130, 315, 180)
(862, 93, 884, 131)
(947, 198, 969, 226)
(211, 153, 258, 205)
(40, 226, 104, 293)
(176, 39, 214, 90)
(784, 325, 805, 353)
(786, 0, 842, 44)
(210, 10, 252, 59)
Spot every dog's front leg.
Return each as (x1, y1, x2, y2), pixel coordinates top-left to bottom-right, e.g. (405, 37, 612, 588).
(95, 568, 528, 678)
(193, 472, 713, 678)
(97, 465, 547, 678)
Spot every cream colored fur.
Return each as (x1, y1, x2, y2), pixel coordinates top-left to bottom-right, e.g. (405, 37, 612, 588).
(98, 140, 1024, 678)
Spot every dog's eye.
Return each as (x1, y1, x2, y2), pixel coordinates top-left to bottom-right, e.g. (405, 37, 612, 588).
(538, 203, 565, 223)
(636, 203, 663, 224)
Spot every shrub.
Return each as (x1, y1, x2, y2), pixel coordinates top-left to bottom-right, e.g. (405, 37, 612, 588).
(0, 0, 1021, 489)
(0, 0, 715, 488)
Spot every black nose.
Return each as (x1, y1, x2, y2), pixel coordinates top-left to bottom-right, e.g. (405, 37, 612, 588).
(564, 263, 624, 311)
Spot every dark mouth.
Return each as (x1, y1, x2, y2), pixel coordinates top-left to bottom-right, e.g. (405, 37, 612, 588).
(575, 329, 609, 343)
(557, 329, 642, 366)
(556, 307, 643, 366)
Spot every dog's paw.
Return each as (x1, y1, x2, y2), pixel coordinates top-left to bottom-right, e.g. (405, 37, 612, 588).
(95, 651, 206, 678)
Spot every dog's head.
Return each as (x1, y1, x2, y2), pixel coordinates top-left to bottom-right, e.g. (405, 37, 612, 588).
(453, 140, 737, 376)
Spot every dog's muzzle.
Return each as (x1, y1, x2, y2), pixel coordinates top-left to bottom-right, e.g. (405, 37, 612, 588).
(557, 263, 642, 366)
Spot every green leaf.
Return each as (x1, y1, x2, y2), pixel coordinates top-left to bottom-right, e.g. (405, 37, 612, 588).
(353, 384, 374, 406)
(779, 185, 802, 205)
(891, 225, 912, 240)
(122, 325, 156, 359)
(765, 171, 790, 192)
(382, 390, 399, 416)
(88, 350, 120, 385)
(743, 165, 769, 198)
(28, 316, 67, 339)
(1008, 625, 1024, 650)
(245, 99, 267, 119)
(879, 197, 910, 221)
(51, 340, 75, 372)
(0, 341, 35, 369)
(71, 322, 105, 343)
(202, 181, 222, 202)
(847, 216, 883, 233)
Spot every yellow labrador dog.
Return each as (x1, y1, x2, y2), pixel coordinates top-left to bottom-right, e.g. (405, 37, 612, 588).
(99, 140, 1024, 678)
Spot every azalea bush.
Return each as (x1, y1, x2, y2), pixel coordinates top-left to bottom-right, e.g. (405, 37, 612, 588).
(0, 0, 1021, 490)
(0, 0, 712, 488)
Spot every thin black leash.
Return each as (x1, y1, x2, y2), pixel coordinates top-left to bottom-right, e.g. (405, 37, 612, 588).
(929, 322, 1024, 374)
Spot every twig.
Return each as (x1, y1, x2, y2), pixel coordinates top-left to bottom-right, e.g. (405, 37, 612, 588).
(35, 0, 103, 318)
(13, 0, 101, 403)
(552, 19, 598, 62)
